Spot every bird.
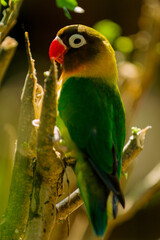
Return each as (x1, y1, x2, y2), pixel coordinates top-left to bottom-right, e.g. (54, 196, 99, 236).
(49, 24, 126, 236)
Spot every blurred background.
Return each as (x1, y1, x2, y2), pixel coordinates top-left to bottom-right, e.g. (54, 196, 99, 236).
(0, 0, 160, 239)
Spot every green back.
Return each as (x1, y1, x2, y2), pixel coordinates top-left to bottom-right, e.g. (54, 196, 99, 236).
(58, 76, 125, 235)
(58, 76, 125, 177)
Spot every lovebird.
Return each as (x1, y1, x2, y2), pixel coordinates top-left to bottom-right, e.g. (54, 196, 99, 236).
(49, 24, 126, 236)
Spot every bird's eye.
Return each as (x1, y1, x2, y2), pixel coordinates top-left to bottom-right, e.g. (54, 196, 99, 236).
(69, 34, 87, 48)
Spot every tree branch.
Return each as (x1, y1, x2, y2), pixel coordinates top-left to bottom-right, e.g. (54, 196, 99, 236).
(0, 0, 24, 85)
(0, 0, 23, 42)
(56, 188, 82, 223)
(0, 31, 38, 240)
(0, 36, 18, 85)
(122, 126, 151, 172)
(24, 62, 64, 240)
(55, 126, 151, 223)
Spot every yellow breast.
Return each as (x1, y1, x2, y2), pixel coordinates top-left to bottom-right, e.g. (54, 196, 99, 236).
(57, 41, 118, 98)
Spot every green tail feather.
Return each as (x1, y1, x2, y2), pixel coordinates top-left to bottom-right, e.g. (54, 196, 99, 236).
(75, 153, 109, 236)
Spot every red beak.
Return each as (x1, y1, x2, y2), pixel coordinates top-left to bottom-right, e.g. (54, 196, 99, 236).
(49, 36, 67, 64)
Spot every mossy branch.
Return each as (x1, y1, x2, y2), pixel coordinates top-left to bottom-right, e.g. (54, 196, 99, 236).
(122, 126, 151, 172)
(23, 62, 64, 240)
(0, 32, 39, 240)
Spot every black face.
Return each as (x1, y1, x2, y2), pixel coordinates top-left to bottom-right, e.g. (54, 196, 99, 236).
(57, 25, 106, 71)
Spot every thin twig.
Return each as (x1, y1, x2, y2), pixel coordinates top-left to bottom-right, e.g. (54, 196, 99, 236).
(25, 32, 35, 74)
(56, 188, 82, 223)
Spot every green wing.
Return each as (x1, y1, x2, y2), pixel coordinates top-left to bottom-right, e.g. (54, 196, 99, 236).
(58, 76, 125, 176)
(58, 76, 125, 235)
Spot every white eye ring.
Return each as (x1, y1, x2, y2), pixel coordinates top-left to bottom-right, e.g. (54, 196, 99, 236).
(69, 34, 87, 48)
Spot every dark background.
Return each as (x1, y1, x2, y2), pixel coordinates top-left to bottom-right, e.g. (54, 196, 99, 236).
(7, 0, 142, 84)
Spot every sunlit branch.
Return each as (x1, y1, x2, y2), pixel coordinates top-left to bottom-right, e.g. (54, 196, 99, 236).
(55, 126, 151, 223)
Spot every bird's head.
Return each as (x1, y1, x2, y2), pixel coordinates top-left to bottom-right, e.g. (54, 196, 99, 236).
(49, 24, 117, 79)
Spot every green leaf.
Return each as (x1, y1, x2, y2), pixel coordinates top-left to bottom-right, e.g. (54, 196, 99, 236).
(115, 36, 133, 54)
(0, 0, 19, 6)
(56, 0, 78, 11)
(63, 7, 71, 19)
(1, 0, 8, 6)
(56, 0, 84, 19)
(93, 19, 122, 44)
